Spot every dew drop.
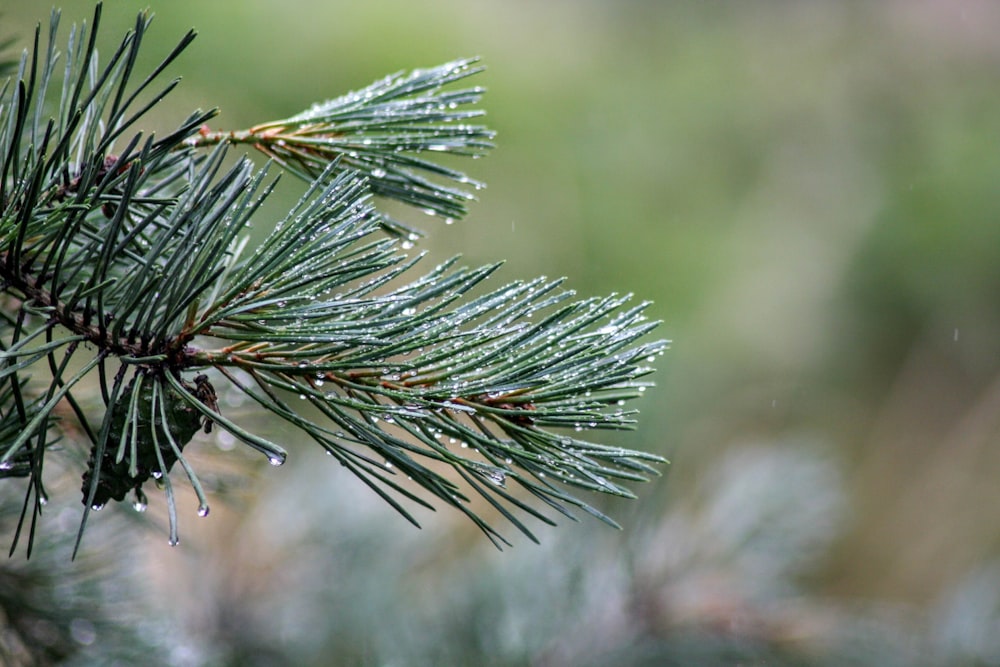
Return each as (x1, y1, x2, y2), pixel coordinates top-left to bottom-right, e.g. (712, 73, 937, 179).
(197, 505, 210, 517)
(91, 502, 105, 512)
(132, 499, 147, 513)
(268, 456, 285, 466)
(168, 536, 179, 547)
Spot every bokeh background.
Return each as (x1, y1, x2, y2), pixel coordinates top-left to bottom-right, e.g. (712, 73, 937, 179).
(4, 0, 1000, 665)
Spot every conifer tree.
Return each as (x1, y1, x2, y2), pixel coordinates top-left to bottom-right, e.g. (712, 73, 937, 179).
(0, 3, 667, 557)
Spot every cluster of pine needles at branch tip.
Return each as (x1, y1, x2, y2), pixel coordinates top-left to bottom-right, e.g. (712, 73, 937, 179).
(0, 2, 668, 558)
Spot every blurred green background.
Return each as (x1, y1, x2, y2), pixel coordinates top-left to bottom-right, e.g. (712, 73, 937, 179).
(5, 1, 1000, 665)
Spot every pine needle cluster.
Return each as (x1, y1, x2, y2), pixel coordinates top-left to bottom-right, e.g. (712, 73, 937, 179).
(0, 4, 667, 556)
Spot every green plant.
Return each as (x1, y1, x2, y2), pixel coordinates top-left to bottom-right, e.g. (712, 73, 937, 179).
(0, 3, 666, 557)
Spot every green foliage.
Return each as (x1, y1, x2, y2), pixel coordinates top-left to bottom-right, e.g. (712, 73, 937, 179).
(0, 486, 177, 666)
(0, 4, 665, 557)
(190, 58, 494, 237)
(81, 370, 205, 512)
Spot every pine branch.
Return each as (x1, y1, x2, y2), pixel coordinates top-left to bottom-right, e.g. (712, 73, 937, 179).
(185, 58, 494, 237)
(0, 3, 668, 555)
